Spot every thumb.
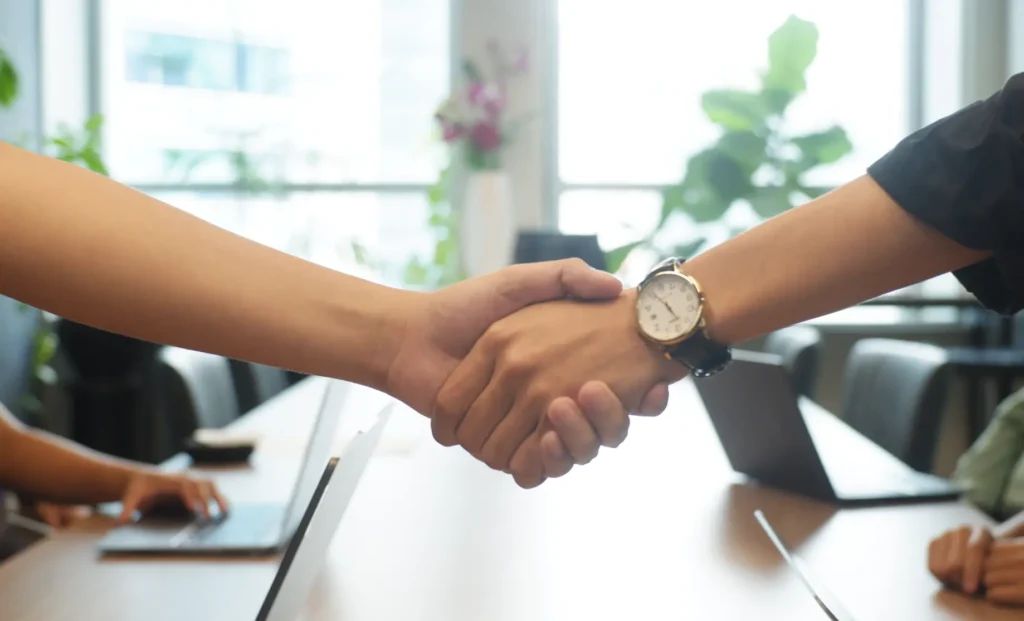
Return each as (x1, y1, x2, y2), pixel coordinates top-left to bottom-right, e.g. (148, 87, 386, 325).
(116, 490, 141, 525)
(486, 259, 622, 317)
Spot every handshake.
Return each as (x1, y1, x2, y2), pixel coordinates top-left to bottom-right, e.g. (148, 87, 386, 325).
(383, 258, 688, 488)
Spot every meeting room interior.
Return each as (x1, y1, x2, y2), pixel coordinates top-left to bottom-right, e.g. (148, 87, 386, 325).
(5, 0, 1024, 619)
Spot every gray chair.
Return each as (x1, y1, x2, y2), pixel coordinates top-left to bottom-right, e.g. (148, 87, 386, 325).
(763, 326, 823, 398)
(156, 347, 240, 447)
(840, 338, 950, 473)
(229, 360, 290, 413)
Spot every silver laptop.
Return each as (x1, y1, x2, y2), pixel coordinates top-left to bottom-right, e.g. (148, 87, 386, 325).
(98, 379, 349, 556)
(256, 406, 391, 621)
(755, 510, 856, 621)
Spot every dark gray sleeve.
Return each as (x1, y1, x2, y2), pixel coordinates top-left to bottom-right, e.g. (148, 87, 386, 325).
(867, 72, 1024, 315)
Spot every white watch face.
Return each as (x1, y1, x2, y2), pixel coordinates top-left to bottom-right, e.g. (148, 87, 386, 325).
(637, 272, 702, 342)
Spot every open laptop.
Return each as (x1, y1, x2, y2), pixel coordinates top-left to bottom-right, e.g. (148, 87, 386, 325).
(755, 510, 856, 621)
(98, 379, 350, 555)
(255, 407, 390, 621)
(695, 350, 961, 505)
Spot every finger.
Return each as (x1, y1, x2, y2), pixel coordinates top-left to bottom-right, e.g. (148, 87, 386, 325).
(209, 484, 230, 516)
(983, 568, 1023, 587)
(432, 340, 496, 448)
(577, 381, 630, 448)
(508, 435, 546, 489)
(480, 390, 549, 472)
(486, 259, 622, 314)
(546, 396, 600, 464)
(38, 507, 61, 529)
(945, 527, 970, 587)
(181, 485, 209, 520)
(116, 491, 142, 525)
(963, 527, 993, 594)
(986, 585, 1024, 605)
(986, 545, 1024, 572)
(452, 378, 517, 461)
(636, 382, 670, 416)
(540, 430, 574, 479)
(931, 536, 952, 584)
(194, 482, 216, 518)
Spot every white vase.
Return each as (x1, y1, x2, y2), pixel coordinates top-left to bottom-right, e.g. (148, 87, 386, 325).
(460, 170, 516, 277)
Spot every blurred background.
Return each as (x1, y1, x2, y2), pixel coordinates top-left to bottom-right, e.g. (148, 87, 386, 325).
(0, 0, 1020, 480)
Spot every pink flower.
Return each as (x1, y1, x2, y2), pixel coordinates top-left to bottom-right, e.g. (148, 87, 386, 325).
(470, 121, 501, 152)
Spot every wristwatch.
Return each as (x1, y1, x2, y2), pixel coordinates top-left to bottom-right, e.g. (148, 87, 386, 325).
(635, 257, 731, 378)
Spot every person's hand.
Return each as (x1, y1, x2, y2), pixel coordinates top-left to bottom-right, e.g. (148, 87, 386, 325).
(928, 525, 994, 595)
(115, 471, 229, 525)
(31, 501, 92, 529)
(983, 538, 1024, 606)
(386, 259, 670, 484)
(432, 289, 687, 488)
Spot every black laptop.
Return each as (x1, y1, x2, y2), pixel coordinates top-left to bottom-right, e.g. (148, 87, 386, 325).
(255, 408, 389, 621)
(695, 350, 961, 505)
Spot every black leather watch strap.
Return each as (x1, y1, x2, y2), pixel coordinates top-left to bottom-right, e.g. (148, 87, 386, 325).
(645, 257, 732, 378)
(667, 328, 732, 378)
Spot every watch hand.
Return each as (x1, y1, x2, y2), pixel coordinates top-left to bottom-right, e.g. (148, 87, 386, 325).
(654, 295, 679, 319)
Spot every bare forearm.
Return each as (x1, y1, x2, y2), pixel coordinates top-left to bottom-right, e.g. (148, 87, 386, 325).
(0, 411, 140, 504)
(0, 142, 410, 390)
(687, 175, 991, 345)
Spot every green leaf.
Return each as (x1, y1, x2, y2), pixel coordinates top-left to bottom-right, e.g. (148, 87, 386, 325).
(763, 15, 819, 95)
(659, 184, 685, 226)
(672, 237, 707, 259)
(84, 113, 104, 133)
(48, 137, 73, 149)
(761, 88, 793, 115)
(796, 185, 832, 199)
(704, 151, 752, 204)
(748, 186, 794, 218)
(604, 240, 644, 274)
(716, 131, 767, 175)
(79, 148, 109, 176)
(402, 258, 431, 286)
(0, 50, 19, 108)
(701, 90, 770, 130)
(791, 126, 852, 166)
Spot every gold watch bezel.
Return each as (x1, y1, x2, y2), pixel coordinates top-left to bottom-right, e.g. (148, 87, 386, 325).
(635, 267, 706, 348)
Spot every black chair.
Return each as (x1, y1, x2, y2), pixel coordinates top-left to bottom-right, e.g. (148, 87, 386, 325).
(513, 231, 606, 270)
(229, 360, 290, 413)
(763, 326, 823, 399)
(156, 347, 240, 450)
(840, 338, 950, 473)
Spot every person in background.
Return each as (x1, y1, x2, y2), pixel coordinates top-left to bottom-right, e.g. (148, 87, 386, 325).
(0, 401, 227, 562)
(953, 387, 1024, 520)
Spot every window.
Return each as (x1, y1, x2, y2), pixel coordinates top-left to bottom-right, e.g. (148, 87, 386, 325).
(124, 31, 288, 95)
(98, 0, 450, 281)
(556, 0, 913, 285)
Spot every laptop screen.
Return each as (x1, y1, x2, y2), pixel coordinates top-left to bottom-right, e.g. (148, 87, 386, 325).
(256, 406, 391, 621)
(754, 510, 856, 621)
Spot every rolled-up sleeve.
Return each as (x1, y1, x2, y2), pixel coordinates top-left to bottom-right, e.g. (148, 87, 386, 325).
(868, 72, 1024, 315)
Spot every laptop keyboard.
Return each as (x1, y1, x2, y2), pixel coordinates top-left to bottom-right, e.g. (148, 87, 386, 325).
(172, 507, 282, 547)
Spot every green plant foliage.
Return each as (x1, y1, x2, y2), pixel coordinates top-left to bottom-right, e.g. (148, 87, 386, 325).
(46, 114, 110, 176)
(0, 48, 18, 108)
(607, 15, 853, 272)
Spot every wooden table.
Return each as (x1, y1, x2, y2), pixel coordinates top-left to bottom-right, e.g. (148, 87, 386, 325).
(0, 378, 1017, 621)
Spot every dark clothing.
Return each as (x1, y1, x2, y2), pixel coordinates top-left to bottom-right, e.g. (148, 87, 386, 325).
(868, 72, 1024, 315)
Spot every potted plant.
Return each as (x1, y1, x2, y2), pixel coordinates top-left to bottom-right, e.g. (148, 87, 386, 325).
(605, 16, 853, 273)
(434, 40, 533, 277)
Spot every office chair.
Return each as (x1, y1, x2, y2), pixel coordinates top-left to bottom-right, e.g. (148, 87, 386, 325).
(156, 347, 240, 450)
(229, 360, 290, 413)
(840, 338, 950, 473)
(763, 325, 823, 399)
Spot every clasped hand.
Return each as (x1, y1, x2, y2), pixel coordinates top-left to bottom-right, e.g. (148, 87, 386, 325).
(928, 524, 1024, 606)
(386, 259, 686, 488)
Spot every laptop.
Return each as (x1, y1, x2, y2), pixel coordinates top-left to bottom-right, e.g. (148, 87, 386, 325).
(755, 510, 856, 621)
(98, 379, 350, 555)
(695, 350, 961, 505)
(255, 407, 390, 621)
